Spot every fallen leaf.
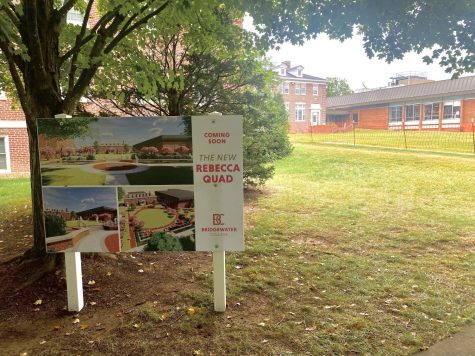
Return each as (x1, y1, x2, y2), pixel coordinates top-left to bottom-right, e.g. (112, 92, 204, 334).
(193, 351, 202, 355)
(133, 323, 141, 329)
(324, 305, 340, 310)
(88, 280, 96, 285)
(65, 333, 71, 336)
(225, 324, 231, 328)
(106, 272, 112, 276)
(39, 340, 46, 345)
(72, 318, 80, 324)
(138, 269, 144, 273)
(262, 339, 269, 344)
(88, 341, 95, 344)
(33, 299, 42, 305)
(80, 324, 88, 330)
(187, 307, 196, 315)
(89, 302, 97, 306)
(53, 326, 60, 331)
(258, 322, 266, 327)
(305, 326, 316, 331)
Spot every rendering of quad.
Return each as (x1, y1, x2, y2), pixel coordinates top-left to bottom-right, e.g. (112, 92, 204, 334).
(37, 117, 193, 186)
(117, 186, 195, 252)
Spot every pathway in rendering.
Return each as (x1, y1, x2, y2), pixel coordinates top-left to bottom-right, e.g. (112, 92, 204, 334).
(70, 226, 119, 252)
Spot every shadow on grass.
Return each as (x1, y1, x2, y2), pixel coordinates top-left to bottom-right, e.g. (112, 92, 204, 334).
(126, 166, 193, 185)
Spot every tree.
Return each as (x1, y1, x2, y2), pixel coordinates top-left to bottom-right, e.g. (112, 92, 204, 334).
(44, 214, 66, 237)
(0, 0, 473, 258)
(326, 77, 353, 97)
(89, 7, 292, 186)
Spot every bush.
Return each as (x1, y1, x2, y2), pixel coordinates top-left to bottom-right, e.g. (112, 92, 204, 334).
(145, 232, 183, 251)
(179, 235, 196, 251)
(86, 154, 95, 160)
(45, 214, 66, 237)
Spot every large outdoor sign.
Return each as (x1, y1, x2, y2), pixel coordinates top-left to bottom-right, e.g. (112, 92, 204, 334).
(37, 115, 244, 253)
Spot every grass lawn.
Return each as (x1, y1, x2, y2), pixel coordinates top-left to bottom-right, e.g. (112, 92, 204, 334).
(126, 166, 193, 185)
(292, 129, 475, 154)
(65, 220, 102, 228)
(0, 178, 31, 210)
(133, 207, 175, 229)
(41, 167, 106, 186)
(168, 143, 474, 355)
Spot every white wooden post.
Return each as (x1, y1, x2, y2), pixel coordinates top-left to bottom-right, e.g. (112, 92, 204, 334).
(53, 114, 84, 312)
(65, 252, 84, 311)
(213, 251, 226, 312)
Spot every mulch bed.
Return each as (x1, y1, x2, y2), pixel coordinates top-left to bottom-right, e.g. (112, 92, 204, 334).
(92, 163, 138, 171)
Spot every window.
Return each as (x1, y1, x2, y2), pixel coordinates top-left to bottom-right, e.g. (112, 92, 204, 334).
(389, 105, 403, 124)
(280, 67, 286, 76)
(67, 7, 84, 25)
(311, 110, 321, 125)
(443, 100, 461, 121)
(295, 83, 306, 95)
(405, 104, 420, 123)
(297, 68, 302, 77)
(283, 82, 289, 94)
(295, 104, 305, 121)
(284, 102, 289, 112)
(0, 136, 9, 172)
(352, 112, 359, 124)
(0, 91, 6, 100)
(424, 102, 439, 122)
(312, 85, 318, 96)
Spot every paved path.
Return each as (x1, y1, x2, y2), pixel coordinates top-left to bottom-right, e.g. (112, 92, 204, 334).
(71, 226, 118, 252)
(417, 324, 475, 356)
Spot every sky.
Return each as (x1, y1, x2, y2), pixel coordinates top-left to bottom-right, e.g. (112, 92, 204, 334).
(243, 17, 461, 90)
(76, 117, 189, 146)
(43, 187, 117, 212)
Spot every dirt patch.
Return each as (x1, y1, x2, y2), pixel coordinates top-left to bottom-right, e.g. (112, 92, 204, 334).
(92, 163, 138, 171)
(105, 233, 120, 252)
(0, 208, 212, 356)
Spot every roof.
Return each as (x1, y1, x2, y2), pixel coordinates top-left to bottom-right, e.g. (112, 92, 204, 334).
(156, 189, 193, 201)
(133, 134, 191, 149)
(77, 206, 117, 215)
(327, 75, 475, 109)
(282, 72, 327, 82)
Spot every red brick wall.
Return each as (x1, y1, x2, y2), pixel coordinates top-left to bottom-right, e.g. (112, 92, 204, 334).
(0, 128, 30, 173)
(461, 99, 475, 132)
(0, 97, 26, 120)
(358, 107, 389, 129)
(285, 82, 326, 133)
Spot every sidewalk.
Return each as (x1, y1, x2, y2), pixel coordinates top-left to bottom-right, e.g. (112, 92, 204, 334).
(417, 324, 475, 356)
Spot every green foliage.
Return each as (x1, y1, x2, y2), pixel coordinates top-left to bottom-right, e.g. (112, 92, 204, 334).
(44, 214, 66, 237)
(326, 77, 352, 97)
(90, 7, 292, 186)
(117, 187, 125, 200)
(37, 117, 94, 139)
(145, 231, 183, 251)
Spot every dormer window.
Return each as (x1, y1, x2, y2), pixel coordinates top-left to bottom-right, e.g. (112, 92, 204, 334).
(280, 67, 286, 76)
(297, 68, 302, 77)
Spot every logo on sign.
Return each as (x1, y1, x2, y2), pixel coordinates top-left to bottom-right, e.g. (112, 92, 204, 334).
(212, 214, 224, 225)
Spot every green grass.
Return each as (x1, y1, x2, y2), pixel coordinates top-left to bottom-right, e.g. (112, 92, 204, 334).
(292, 129, 475, 154)
(0, 178, 30, 210)
(65, 220, 102, 228)
(126, 166, 193, 185)
(41, 167, 106, 186)
(132, 207, 175, 229)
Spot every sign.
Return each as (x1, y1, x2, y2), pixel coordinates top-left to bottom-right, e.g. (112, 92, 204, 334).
(37, 115, 244, 253)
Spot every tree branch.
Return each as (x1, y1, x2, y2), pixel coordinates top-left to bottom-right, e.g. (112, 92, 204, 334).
(0, 2, 20, 28)
(55, 0, 77, 20)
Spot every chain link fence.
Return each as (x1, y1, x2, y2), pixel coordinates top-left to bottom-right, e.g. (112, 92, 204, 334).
(295, 123, 475, 155)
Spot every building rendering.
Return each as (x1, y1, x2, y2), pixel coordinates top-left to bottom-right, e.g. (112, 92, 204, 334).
(155, 189, 194, 210)
(327, 75, 475, 132)
(274, 61, 328, 133)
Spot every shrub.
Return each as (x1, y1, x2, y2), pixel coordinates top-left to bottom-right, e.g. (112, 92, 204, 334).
(86, 154, 95, 160)
(145, 232, 183, 251)
(45, 214, 66, 237)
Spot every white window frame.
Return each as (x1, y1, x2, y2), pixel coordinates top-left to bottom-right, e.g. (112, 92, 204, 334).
(312, 85, 318, 96)
(389, 105, 403, 125)
(280, 67, 286, 76)
(300, 83, 306, 95)
(283, 82, 289, 94)
(405, 103, 420, 125)
(295, 103, 305, 122)
(284, 102, 289, 112)
(297, 68, 302, 77)
(66, 7, 84, 25)
(423, 102, 440, 124)
(442, 99, 461, 123)
(0, 135, 11, 173)
(0, 91, 6, 100)
(311, 109, 321, 125)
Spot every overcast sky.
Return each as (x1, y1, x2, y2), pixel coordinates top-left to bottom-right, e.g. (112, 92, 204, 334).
(243, 16, 459, 90)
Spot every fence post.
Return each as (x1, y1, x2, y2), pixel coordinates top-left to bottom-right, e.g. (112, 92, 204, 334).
(472, 118, 475, 155)
(353, 121, 356, 147)
(402, 121, 408, 150)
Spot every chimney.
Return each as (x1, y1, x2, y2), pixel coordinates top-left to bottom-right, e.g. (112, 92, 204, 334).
(282, 61, 291, 68)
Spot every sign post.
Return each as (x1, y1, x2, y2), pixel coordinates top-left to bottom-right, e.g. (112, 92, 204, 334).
(65, 252, 84, 311)
(213, 251, 226, 312)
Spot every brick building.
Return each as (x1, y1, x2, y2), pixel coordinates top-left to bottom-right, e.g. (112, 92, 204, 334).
(275, 61, 327, 133)
(327, 75, 475, 132)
